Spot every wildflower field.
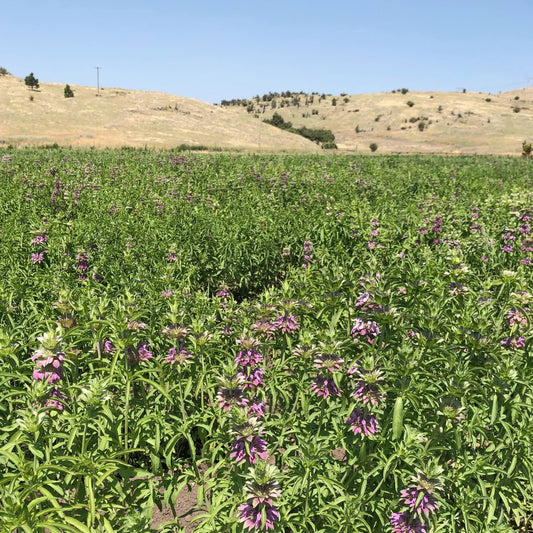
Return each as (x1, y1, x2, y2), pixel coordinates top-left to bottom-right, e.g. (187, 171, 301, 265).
(0, 149, 532, 533)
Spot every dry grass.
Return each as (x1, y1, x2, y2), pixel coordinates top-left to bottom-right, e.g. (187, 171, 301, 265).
(1, 74, 532, 154)
(247, 88, 533, 155)
(0, 76, 318, 152)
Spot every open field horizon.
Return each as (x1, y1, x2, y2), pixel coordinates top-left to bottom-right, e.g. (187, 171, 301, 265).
(1, 74, 532, 155)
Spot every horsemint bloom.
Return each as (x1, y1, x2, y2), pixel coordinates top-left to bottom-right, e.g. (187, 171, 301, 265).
(351, 368, 385, 407)
(390, 511, 429, 533)
(351, 318, 380, 344)
(217, 373, 249, 411)
(165, 345, 192, 365)
(236, 337, 263, 366)
(238, 462, 281, 531)
(32, 331, 65, 383)
(390, 468, 441, 533)
(310, 373, 340, 399)
(346, 406, 379, 436)
(229, 416, 268, 464)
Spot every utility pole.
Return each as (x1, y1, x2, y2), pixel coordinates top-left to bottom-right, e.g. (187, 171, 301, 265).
(95, 66, 101, 96)
(258, 104, 265, 152)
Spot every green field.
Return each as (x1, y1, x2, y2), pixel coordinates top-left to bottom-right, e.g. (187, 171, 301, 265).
(1, 148, 532, 532)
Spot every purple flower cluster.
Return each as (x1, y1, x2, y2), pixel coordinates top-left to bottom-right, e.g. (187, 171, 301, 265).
(500, 336, 526, 350)
(233, 337, 267, 417)
(230, 418, 268, 465)
(390, 512, 429, 533)
(346, 407, 379, 436)
(31, 251, 47, 264)
(506, 307, 529, 328)
(126, 341, 153, 364)
(217, 374, 249, 411)
(76, 252, 89, 280)
(355, 291, 383, 312)
(391, 474, 440, 533)
(165, 345, 192, 365)
(32, 332, 66, 411)
(310, 373, 340, 399)
(302, 239, 313, 269)
(351, 318, 380, 344)
(252, 314, 300, 338)
(238, 464, 281, 531)
(346, 367, 384, 437)
(32, 333, 64, 384)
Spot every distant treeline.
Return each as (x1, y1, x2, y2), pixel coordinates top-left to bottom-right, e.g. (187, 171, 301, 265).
(220, 91, 334, 109)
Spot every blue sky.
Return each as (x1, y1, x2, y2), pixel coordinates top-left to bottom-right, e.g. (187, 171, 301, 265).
(2, 0, 532, 103)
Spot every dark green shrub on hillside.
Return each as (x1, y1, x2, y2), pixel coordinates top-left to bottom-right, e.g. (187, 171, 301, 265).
(25, 72, 39, 90)
(522, 141, 532, 158)
(265, 112, 292, 130)
(369, 143, 378, 152)
(296, 126, 335, 145)
(264, 113, 336, 148)
(406, 101, 414, 107)
(322, 141, 337, 149)
(64, 84, 74, 98)
(0, 67, 10, 76)
(401, 88, 409, 94)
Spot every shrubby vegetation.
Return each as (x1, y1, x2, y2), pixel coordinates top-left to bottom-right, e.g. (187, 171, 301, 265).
(0, 149, 532, 532)
(264, 112, 337, 149)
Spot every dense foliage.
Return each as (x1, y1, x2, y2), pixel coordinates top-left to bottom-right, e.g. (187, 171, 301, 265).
(0, 149, 532, 532)
(263, 113, 336, 149)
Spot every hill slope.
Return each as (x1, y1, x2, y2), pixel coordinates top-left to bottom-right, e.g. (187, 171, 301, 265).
(0, 75, 318, 152)
(1, 74, 532, 154)
(225, 88, 533, 155)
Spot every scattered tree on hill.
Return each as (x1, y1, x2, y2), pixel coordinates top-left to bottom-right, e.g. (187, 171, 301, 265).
(64, 84, 74, 98)
(25, 72, 39, 90)
(0, 67, 10, 76)
(522, 141, 532, 158)
(369, 143, 378, 152)
(406, 101, 414, 107)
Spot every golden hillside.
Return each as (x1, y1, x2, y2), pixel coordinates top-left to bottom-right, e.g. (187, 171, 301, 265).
(229, 88, 533, 155)
(0, 75, 318, 152)
(1, 74, 532, 154)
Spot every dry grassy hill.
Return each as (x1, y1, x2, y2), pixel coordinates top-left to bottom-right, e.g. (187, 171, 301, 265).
(226, 88, 533, 155)
(1, 73, 532, 154)
(0, 75, 318, 152)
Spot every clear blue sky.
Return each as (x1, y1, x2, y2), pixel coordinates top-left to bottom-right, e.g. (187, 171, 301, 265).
(2, 0, 532, 103)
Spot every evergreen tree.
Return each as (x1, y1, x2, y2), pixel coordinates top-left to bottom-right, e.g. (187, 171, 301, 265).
(64, 84, 74, 98)
(25, 72, 39, 90)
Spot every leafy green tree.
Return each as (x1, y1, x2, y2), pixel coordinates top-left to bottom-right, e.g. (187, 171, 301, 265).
(0, 67, 10, 76)
(64, 84, 74, 98)
(25, 72, 39, 90)
(522, 141, 532, 158)
(369, 143, 378, 152)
